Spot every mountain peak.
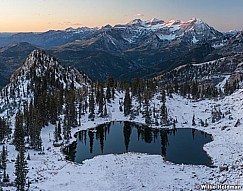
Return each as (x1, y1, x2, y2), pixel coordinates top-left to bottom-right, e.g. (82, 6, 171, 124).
(188, 18, 203, 23)
(102, 24, 113, 29)
(127, 19, 143, 25)
(10, 50, 56, 81)
(65, 27, 75, 32)
(9, 50, 91, 91)
(148, 18, 164, 25)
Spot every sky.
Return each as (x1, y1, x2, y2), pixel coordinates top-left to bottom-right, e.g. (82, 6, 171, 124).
(0, 0, 242, 32)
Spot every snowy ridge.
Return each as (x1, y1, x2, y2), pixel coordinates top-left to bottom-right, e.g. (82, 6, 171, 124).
(113, 18, 223, 44)
(0, 50, 91, 118)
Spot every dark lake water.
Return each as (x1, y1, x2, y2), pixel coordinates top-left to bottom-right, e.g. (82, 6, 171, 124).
(64, 121, 213, 166)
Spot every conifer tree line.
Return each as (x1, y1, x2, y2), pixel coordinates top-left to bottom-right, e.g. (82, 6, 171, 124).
(156, 57, 243, 99)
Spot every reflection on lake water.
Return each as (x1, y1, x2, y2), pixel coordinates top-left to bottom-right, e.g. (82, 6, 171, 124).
(64, 121, 213, 166)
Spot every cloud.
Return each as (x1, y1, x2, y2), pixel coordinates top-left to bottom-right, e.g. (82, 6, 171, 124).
(136, 13, 145, 17)
(59, 22, 82, 27)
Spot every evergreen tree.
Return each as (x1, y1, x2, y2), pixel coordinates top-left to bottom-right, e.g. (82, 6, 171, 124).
(28, 103, 42, 150)
(161, 90, 166, 103)
(54, 125, 58, 143)
(1, 146, 7, 171)
(200, 119, 205, 126)
(106, 84, 111, 103)
(1, 145, 8, 182)
(63, 115, 71, 141)
(160, 102, 168, 125)
(27, 153, 31, 160)
(107, 75, 114, 101)
(112, 87, 115, 100)
(15, 148, 28, 191)
(88, 92, 95, 120)
(13, 111, 25, 151)
(98, 85, 104, 116)
(103, 102, 108, 117)
(0, 117, 10, 143)
(65, 86, 77, 127)
(144, 96, 151, 125)
(192, 114, 196, 126)
(124, 88, 132, 116)
(57, 120, 62, 140)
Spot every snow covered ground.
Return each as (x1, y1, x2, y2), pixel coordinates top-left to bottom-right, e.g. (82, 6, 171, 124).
(3, 89, 243, 191)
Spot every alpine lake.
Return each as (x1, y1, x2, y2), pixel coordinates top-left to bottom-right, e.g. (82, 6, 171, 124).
(63, 121, 213, 166)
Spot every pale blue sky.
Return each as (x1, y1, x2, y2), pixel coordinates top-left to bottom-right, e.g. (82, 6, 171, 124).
(0, 0, 242, 32)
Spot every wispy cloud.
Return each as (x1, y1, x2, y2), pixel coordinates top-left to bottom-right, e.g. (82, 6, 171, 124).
(59, 22, 82, 26)
(136, 13, 145, 17)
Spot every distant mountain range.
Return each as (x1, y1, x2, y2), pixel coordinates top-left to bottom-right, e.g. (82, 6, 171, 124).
(0, 18, 242, 87)
(0, 18, 223, 48)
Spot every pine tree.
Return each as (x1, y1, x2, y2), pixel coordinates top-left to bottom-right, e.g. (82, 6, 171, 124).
(103, 102, 108, 117)
(1, 145, 8, 182)
(1, 146, 7, 171)
(112, 87, 115, 100)
(172, 120, 176, 129)
(160, 102, 168, 125)
(54, 124, 58, 143)
(144, 96, 151, 125)
(57, 120, 62, 140)
(0, 117, 9, 143)
(65, 86, 77, 127)
(15, 148, 28, 191)
(63, 115, 71, 141)
(28, 104, 42, 150)
(161, 90, 166, 103)
(107, 75, 114, 102)
(192, 114, 196, 126)
(124, 88, 131, 116)
(27, 153, 31, 160)
(13, 111, 25, 151)
(88, 92, 95, 120)
(98, 85, 104, 116)
(106, 84, 111, 103)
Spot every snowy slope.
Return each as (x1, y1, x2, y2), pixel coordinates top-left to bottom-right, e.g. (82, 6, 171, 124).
(2, 88, 243, 190)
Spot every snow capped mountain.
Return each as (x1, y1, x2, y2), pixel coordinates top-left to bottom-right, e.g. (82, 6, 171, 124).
(10, 50, 91, 88)
(112, 18, 222, 43)
(0, 18, 223, 49)
(127, 19, 144, 26)
(0, 50, 91, 118)
(0, 17, 241, 83)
